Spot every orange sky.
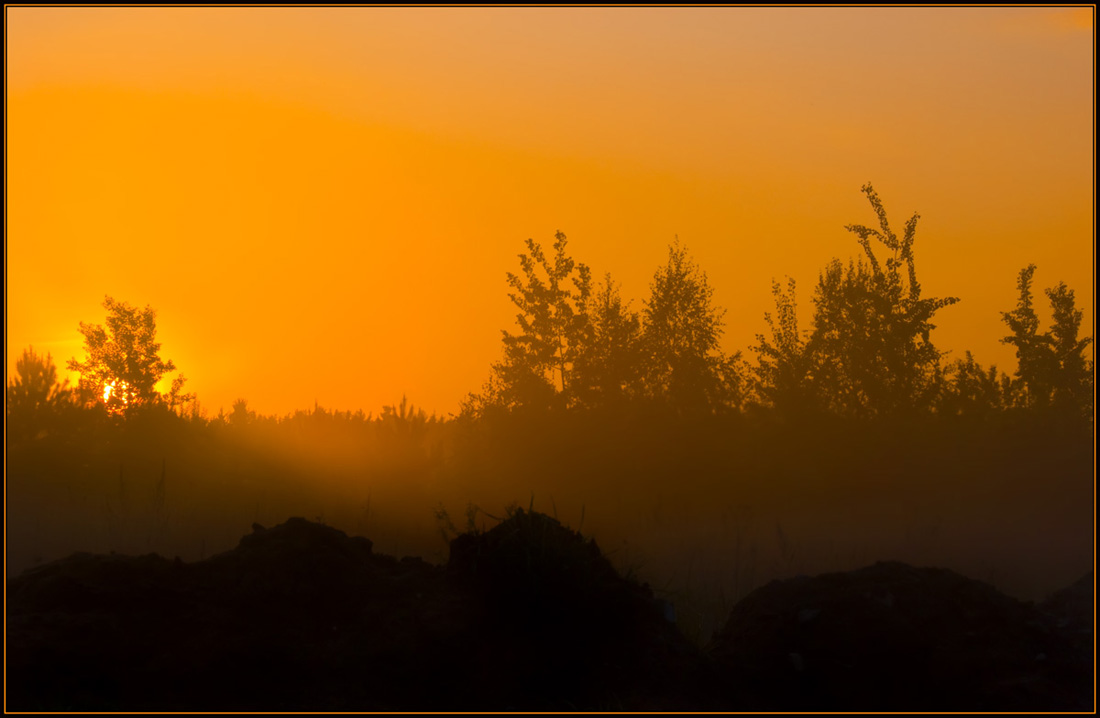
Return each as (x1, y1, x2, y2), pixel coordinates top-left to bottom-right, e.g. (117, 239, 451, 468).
(6, 7, 1094, 417)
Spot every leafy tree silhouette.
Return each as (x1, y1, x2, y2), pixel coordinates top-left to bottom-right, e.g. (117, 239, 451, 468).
(936, 351, 1007, 419)
(809, 184, 959, 417)
(6, 347, 74, 437)
(570, 273, 644, 409)
(1046, 282, 1094, 417)
(381, 394, 434, 440)
(229, 398, 256, 427)
(641, 239, 738, 414)
(468, 232, 592, 413)
(67, 296, 193, 416)
(752, 277, 817, 418)
(1001, 264, 1093, 418)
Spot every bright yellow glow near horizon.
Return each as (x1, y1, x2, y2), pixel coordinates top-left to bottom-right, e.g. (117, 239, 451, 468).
(6, 7, 1094, 417)
(102, 379, 130, 406)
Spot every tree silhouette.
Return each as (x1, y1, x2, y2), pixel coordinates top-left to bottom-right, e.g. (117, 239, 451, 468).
(936, 351, 1007, 419)
(381, 394, 433, 439)
(810, 184, 959, 417)
(6, 346, 73, 437)
(641, 239, 736, 413)
(229, 398, 256, 427)
(67, 296, 192, 415)
(752, 277, 816, 418)
(1001, 265, 1054, 409)
(571, 273, 644, 408)
(1001, 265, 1093, 418)
(476, 232, 593, 412)
(1046, 282, 1094, 417)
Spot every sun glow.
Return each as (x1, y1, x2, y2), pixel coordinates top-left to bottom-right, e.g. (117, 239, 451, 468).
(102, 380, 131, 410)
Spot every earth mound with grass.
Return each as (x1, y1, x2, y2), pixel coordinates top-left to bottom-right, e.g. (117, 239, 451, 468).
(706, 561, 1093, 711)
(7, 513, 1093, 711)
(7, 510, 703, 711)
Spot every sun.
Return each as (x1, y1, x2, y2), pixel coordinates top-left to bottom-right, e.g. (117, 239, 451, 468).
(102, 379, 132, 412)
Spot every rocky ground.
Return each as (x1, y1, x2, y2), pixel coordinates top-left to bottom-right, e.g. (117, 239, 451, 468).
(6, 511, 1093, 711)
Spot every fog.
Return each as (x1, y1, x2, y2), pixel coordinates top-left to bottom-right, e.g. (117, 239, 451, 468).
(7, 393, 1092, 645)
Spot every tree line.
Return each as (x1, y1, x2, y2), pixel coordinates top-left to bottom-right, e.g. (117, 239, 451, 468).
(6, 184, 1094, 432)
(461, 183, 1093, 423)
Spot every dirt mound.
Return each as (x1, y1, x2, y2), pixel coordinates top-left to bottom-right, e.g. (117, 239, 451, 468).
(448, 507, 655, 635)
(707, 561, 1092, 711)
(7, 519, 458, 711)
(1040, 570, 1093, 637)
(1036, 571, 1095, 694)
(7, 518, 1092, 711)
(7, 512, 704, 711)
(446, 508, 708, 709)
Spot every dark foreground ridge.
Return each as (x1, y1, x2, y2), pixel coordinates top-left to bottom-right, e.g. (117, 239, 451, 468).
(7, 512, 1093, 711)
